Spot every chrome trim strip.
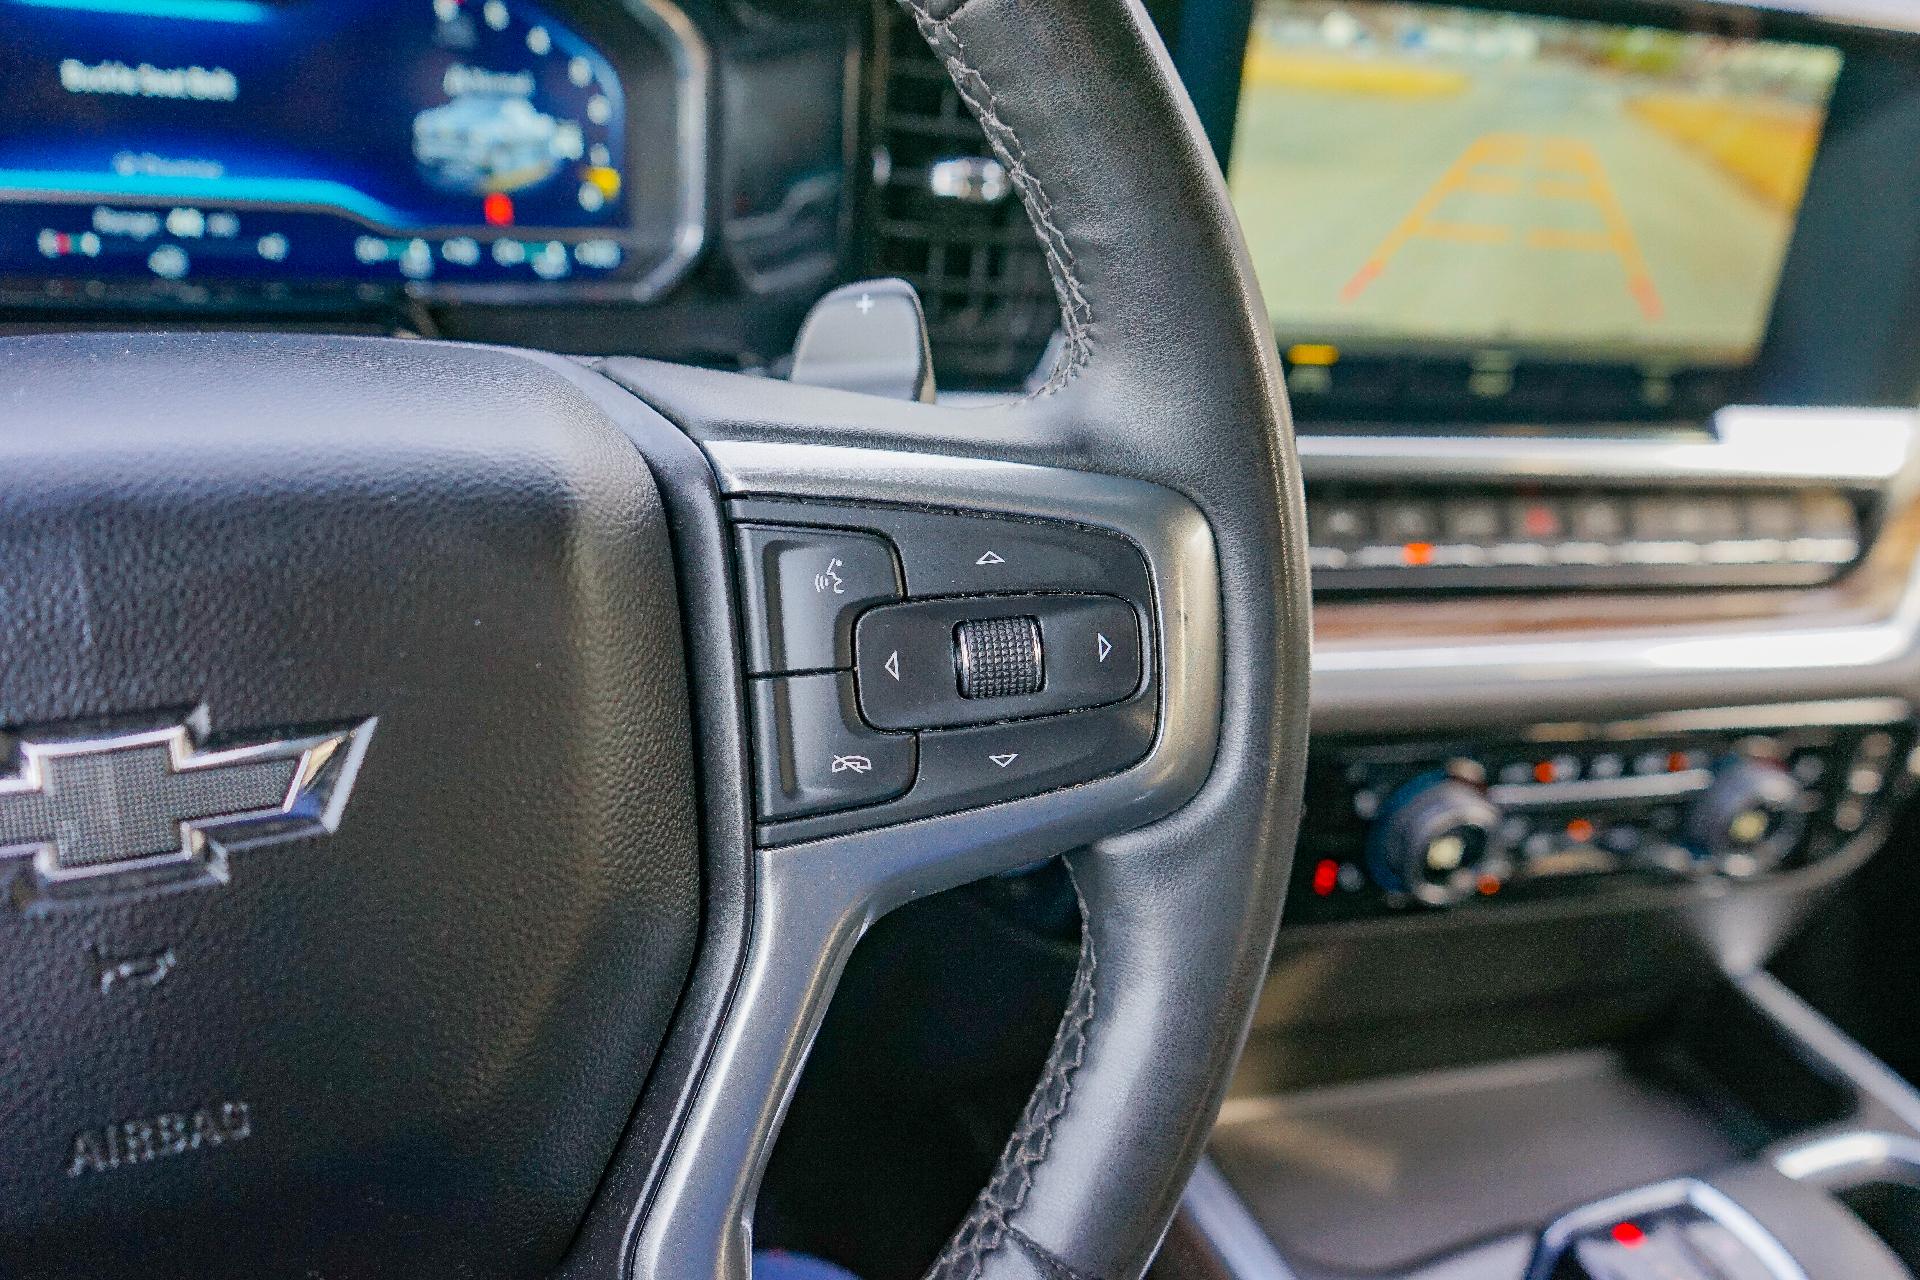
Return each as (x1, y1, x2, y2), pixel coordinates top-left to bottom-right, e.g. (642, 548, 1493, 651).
(1730, 0, 1920, 33)
(1490, 768, 1711, 809)
(1523, 698, 1914, 738)
(1313, 550, 1920, 732)
(1739, 970, 1920, 1137)
(1180, 1158, 1303, 1280)
(1299, 407, 1917, 488)
(1776, 1131, 1920, 1184)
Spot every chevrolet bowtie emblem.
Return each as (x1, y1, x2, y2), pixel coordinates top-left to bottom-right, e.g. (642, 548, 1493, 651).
(0, 713, 376, 903)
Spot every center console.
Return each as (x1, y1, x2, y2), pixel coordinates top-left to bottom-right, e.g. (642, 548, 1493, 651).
(1178, 974, 1920, 1280)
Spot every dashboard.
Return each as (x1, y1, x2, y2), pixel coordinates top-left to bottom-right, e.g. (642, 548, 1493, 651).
(8, 3, 1920, 1276)
(4, 0, 1916, 421)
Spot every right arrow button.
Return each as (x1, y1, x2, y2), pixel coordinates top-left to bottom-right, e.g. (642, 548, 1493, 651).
(1035, 595, 1142, 711)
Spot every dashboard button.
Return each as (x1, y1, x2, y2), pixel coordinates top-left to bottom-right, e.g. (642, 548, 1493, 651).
(1440, 498, 1503, 543)
(1376, 499, 1438, 543)
(750, 673, 914, 820)
(1628, 495, 1684, 540)
(1567, 495, 1626, 542)
(736, 525, 900, 674)
(1310, 499, 1372, 547)
(1742, 494, 1800, 539)
(1798, 491, 1856, 538)
(1508, 498, 1563, 541)
(1678, 495, 1743, 540)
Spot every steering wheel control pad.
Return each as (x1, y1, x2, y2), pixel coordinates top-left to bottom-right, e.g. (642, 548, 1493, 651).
(729, 499, 1159, 845)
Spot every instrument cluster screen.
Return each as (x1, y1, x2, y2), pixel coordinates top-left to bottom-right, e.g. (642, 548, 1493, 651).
(0, 0, 678, 297)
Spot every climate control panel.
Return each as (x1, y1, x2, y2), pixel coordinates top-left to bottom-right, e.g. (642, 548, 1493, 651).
(1288, 704, 1913, 923)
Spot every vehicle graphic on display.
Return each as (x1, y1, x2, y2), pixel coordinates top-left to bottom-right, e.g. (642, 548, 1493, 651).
(413, 93, 585, 194)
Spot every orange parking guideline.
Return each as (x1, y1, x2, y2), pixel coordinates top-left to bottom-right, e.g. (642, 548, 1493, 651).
(1339, 133, 1530, 302)
(1549, 136, 1664, 321)
(1339, 131, 1667, 322)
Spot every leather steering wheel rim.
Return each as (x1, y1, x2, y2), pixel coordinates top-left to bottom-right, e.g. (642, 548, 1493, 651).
(909, 3, 1310, 1274)
(610, 0, 1311, 1274)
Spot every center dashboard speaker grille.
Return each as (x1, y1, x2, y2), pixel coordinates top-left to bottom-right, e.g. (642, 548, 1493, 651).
(863, 0, 1059, 391)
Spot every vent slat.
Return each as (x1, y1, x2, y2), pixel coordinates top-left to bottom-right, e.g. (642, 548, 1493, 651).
(866, 4, 1058, 391)
(877, 220, 1047, 252)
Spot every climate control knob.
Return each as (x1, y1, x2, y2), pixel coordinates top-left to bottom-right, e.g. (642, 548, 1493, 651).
(1367, 776, 1511, 907)
(1685, 758, 1805, 876)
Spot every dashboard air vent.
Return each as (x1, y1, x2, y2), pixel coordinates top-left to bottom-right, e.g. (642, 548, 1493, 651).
(865, 2, 1060, 391)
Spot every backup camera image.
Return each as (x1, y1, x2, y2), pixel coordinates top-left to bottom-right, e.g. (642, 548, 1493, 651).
(1230, 1, 1844, 363)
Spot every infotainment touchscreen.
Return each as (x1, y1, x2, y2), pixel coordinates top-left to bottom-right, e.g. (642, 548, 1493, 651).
(1230, 1, 1844, 371)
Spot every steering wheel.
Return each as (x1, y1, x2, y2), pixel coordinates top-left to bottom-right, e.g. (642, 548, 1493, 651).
(0, 0, 1307, 1276)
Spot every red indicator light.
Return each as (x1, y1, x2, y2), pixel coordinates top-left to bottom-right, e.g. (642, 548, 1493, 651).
(1533, 760, 1556, 784)
(1566, 818, 1595, 843)
(483, 192, 514, 226)
(1609, 1221, 1646, 1248)
(1311, 859, 1339, 897)
(1476, 874, 1502, 896)
(1522, 504, 1560, 538)
(1667, 751, 1689, 773)
(1402, 541, 1434, 567)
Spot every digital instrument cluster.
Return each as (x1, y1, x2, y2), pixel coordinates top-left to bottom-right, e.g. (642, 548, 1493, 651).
(0, 0, 701, 304)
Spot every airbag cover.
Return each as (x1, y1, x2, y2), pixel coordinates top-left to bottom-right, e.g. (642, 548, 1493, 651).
(0, 334, 700, 1277)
